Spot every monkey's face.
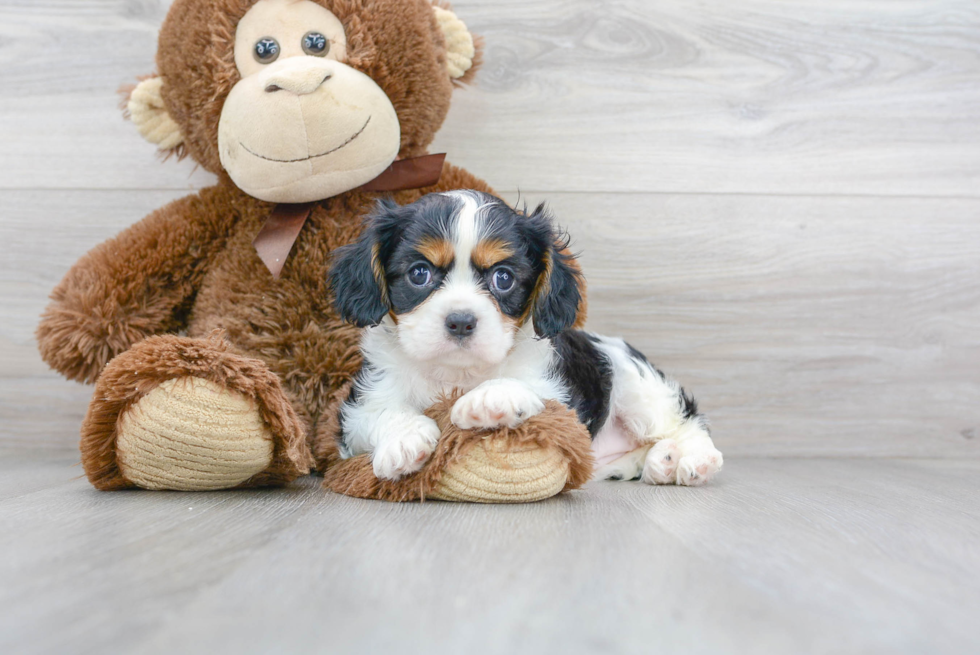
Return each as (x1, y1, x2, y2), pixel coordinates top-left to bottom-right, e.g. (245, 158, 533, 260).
(217, 0, 400, 203)
(136, 0, 477, 201)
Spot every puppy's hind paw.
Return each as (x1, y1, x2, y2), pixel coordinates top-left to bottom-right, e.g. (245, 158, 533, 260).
(640, 439, 681, 485)
(676, 450, 723, 487)
(372, 416, 441, 481)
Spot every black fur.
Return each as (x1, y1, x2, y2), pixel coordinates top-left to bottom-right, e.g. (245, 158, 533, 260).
(620, 337, 699, 420)
(549, 330, 614, 438)
(329, 198, 403, 327)
(517, 204, 582, 338)
(679, 388, 699, 421)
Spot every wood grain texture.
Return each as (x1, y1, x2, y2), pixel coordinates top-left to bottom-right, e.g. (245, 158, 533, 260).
(436, 0, 980, 196)
(0, 1, 979, 195)
(4, 190, 977, 457)
(0, 454, 977, 654)
(2, 4, 980, 651)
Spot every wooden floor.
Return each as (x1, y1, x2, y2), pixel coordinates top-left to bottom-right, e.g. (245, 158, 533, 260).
(0, 451, 978, 654)
(1, 0, 978, 653)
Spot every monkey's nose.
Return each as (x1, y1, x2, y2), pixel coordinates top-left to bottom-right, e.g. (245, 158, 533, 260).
(264, 70, 332, 95)
(445, 312, 478, 338)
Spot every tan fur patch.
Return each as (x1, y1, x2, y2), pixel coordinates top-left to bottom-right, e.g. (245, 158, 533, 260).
(520, 249, 553, 325)
(371, 242, 389, 303)
(471, 238, 514, 270)
(417, 237, 455, 268)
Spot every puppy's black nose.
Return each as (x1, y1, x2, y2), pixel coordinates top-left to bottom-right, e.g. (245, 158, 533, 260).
(445, 312, 477, 338)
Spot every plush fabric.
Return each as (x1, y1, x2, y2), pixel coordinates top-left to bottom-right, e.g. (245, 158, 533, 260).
(116, 376, 275, 491)
(127, 76, 183, 150)
(79, 333, 312, 491)
(317, 395, 595, 503)
(38, 0, 590, 496)
(432, 6, 476, 80)
(217, 56, 402, 202)
(154, 0, 463, 171)
(233, 0, 350, 79)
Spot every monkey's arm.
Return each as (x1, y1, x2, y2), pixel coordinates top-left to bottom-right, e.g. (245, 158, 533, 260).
(37, 187, 244, 383)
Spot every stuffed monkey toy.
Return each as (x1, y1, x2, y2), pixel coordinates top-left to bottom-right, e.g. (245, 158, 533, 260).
(37, 0, 593, 501)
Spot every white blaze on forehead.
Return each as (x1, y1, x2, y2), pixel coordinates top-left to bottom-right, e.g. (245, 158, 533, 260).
(441, 190, 489, 284)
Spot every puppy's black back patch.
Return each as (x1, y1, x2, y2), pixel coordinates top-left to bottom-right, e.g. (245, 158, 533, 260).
(550, 330, 613, 438)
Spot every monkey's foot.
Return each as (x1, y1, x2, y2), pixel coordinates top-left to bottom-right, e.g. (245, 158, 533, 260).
(81, 334, 313, 491)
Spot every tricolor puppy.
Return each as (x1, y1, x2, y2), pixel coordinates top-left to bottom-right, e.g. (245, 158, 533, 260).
(329, 191, 723, 485)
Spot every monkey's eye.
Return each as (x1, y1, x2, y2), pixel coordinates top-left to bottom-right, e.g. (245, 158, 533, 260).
(254, 37, 281, 64)
(491, 268, 515, 293)
(302, 32, 330, 57)
(408, 263, 433, 288)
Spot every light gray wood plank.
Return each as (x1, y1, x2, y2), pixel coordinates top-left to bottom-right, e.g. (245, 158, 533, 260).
(0, 466, 327, 655)
(1, 1, 978, 195)
(436, 0, 980, 196)
(0, 1, 215, 190)
(0, 189, 189, 375)
(1, 456, 977, 655)
(4, 190, 977, 457)
(0, 379, 90, 451)
(0, 449, 81, 500)
(544, 191, 980, 458)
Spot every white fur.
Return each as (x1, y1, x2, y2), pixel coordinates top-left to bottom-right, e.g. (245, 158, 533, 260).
(451, 378, 546, 430)
(341, 191, 722, 485)
(589, 335, 723, 486)
(341, 317, 564, 478)
(369, 412, 441, 480)
(395, 192, 514, 368)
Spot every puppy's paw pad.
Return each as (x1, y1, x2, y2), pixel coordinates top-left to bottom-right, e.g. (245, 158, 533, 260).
(451, 380, 544, 430)
(372, 416, 441, 481)
(641, 439, 681, 485)
(676, 450, 723, 487)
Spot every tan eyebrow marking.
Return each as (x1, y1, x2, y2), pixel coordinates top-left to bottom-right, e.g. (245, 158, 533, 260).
(471, 238, 515, 270)
(417, 237, 455, 269)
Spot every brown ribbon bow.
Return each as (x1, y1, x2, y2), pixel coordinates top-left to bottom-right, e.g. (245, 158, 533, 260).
(253, 153, 446, 278)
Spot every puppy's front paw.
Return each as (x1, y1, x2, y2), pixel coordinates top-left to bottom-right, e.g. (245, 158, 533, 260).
(451, 379, 545, 430)
(372, 415, 441, 480)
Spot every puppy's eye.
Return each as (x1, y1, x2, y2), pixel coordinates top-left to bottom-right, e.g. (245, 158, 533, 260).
(302, 31, 330, 57)
(254, 37, 281, 63)
(408, 263, 433, 287)
(491, 268, 515, 293)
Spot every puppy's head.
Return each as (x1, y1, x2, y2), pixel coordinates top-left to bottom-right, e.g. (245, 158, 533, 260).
(330, 190, 581, 367)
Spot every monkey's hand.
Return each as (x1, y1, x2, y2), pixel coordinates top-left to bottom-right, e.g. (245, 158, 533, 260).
(37, 188, 241, 383)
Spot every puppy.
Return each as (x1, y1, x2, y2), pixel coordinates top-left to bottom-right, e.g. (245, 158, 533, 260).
(329, 191, 723, 485)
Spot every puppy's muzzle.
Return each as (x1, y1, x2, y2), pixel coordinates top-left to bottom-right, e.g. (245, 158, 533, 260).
(445, 312, 477, 339)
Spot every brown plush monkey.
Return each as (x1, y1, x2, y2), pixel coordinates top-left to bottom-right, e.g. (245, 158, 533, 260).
(36, 0, 592, 499)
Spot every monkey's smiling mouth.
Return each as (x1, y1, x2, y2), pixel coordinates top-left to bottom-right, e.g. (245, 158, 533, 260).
(240, 116, 372, 163)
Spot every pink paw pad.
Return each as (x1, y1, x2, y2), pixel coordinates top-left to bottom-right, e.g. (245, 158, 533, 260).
(641, 440, 681, 485)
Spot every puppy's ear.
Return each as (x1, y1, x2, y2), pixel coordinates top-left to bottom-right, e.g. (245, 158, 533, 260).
(329, 198, 402, 327)
(522, 204, 583, 338)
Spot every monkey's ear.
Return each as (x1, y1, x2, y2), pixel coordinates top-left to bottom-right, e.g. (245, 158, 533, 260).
(433, 5, 482, 84)
(123, 76, 185, 153)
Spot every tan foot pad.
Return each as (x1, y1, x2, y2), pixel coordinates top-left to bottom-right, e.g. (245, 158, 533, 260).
(429, 439, 570, 502)
(320, 398, 595, 503)
(116, 377, 274, 491)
